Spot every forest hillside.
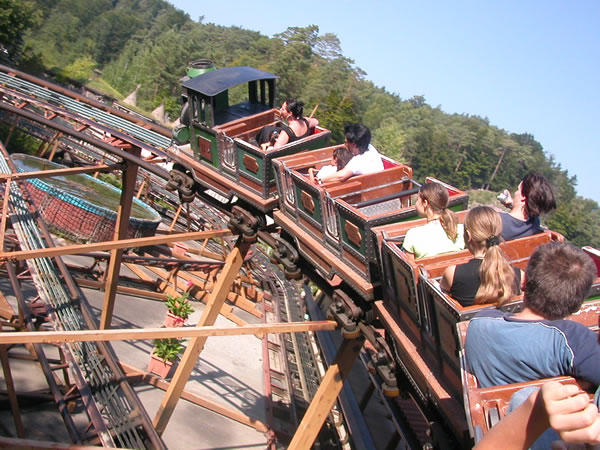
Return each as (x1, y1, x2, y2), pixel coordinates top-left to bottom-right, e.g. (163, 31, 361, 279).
(2, 0, 598, 247)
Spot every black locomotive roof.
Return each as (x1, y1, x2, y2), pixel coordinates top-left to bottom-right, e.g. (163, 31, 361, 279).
(182, 66, 279, 97)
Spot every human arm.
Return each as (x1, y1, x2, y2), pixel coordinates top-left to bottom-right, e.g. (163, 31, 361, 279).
(499, 189, 514, 208)
(272, 129, 291, 149)
(308, 168, 317, 184)
(542, 381, 600, 445)
(401, 228, 418, 262)
(564, 321, 600, 387)
(403, 251, 416, 262)
(475, 382, 600, 450)
(440, 265, 456, 292)
(319, 166, 353, 183)
(474, 387, 547, 449)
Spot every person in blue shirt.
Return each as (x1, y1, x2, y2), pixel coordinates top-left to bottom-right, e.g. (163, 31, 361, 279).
(465, 242, 599, 388)
(498, 172, 557, 241)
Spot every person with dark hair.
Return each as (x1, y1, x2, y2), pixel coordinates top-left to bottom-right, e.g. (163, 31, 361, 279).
(498, 172, 557, 241)
(318, 123, 383, 183)
(308, 146, 353, 184)
(255, 98, 319, 150)
(465, 242, 599, 388)
(441, 206, 522, 307)
(402, 182, 465, 259)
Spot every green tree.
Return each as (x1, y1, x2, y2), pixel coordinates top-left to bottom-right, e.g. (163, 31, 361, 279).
(0, 0, 40, 62)
(61, 55, 96, 82)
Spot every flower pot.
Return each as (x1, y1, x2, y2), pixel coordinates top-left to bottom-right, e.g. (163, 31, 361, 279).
(164, 312, 186, 328)
(147, 354, 174, 378)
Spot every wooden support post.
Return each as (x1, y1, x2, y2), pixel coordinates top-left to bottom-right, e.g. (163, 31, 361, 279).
(35, 139, 47, 156)
(0, 321, 337, 345)
(152, 237, 252, 435)
(0, 323, 25, 437)
(0, 163, 116, 181)
(169, 204, 183, 232)
(0, 180, 11, 252)
(287, 335, 365, 450)
(93, 156, 106, 178)
(73, 277, 168, 300)
(4, 116, 19, 148)
(100, 150, 140, 330)
(186, 202, 191, 233)
(136, 177, 147, 199)
(47, 132, 63, 161)
(0, 291, 16, 321)
(37, 130, 59, 157)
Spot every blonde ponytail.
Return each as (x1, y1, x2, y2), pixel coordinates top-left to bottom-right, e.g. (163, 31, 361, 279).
(464, 206, 518, 305)
(419, 182, 459, 242)
(476, 244, 517, 305)
(440, 208, 459, 242)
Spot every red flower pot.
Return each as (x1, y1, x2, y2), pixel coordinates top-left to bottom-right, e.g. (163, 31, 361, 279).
(164, 313, 186, 328)
(147, 355, 174, 378)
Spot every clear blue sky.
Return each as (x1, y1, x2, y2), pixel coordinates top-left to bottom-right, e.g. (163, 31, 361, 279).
(170, 0, 599, 202)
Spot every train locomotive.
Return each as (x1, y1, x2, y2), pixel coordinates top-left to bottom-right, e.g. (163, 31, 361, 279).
(166, 61, 331, 216)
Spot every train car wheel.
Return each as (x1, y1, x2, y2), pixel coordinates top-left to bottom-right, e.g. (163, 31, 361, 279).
(382, 382, 400, 397)
(366, 360, 376, 374)
(284, 267, 301, 280)
(341, 327, 361, 339)
(180, 192, 195, 203)
(166, 179, 179, 191)
(179, 186, 193, 196)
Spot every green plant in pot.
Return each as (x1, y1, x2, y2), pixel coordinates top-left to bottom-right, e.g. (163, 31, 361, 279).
(164, 292, 194, 327)
(148, 338, 185, 378)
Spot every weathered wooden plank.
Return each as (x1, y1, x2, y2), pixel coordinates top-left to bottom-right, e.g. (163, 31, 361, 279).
(0, 229, 231, 261)
(0, 321, 337, 345)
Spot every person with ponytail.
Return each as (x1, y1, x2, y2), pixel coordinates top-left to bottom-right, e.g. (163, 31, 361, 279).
(440, 206, 522, 307)
(402, 182, 465, 260)
(257, 98, 319, 150)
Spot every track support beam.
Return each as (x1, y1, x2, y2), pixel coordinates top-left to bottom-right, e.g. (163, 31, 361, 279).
(288, 335, 365, 450)
(152, 236, 252, 435)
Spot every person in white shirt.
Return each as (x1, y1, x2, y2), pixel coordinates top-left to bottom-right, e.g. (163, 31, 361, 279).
(318, 124, 383, 183)
(308, 146, 353, 184)
(402, 182, 465, 260)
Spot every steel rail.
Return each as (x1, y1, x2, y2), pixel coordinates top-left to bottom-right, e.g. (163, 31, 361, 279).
(0, 68, 172, 150)
(0, 85, 171, 158)
(0, 64, 171, 135)
(0, 101, 169, 179)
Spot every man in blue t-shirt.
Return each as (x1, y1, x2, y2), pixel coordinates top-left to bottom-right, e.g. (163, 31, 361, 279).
(498, 172, 557, 241)
(465, 242, 599, 388)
